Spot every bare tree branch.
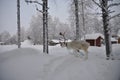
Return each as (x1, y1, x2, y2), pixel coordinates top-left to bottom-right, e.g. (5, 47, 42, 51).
(35, 5, 43, 13)
(92, 0, 107, 12)
(109, 13, 120, 20)
(108, 10, 115, 14)
(92, 0, 102, 8)
(108, 2, 120, 9)
(25, 0, 43, 6)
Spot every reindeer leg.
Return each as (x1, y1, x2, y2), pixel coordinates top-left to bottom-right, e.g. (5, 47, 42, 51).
(76, 50, 84, 57)
(85, 53, 88, 60)
(73, 50, 79, 57)
(84, 50, 88, 60)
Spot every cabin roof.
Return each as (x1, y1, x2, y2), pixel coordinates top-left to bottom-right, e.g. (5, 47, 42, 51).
(111, 38, 118, 41)
(82, 33, 104, 40)
(0, 42, 5, 43)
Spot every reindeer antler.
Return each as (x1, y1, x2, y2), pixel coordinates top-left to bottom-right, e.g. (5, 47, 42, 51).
(59, 32, 66, 43)
(59, 32, 62, 36)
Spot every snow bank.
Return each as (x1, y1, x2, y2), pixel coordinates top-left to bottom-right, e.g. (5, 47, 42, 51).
(112, 44, 120, 59)
(0, 48, 54, 80)
(0, 45, 17, 53)
(21, 40, 33, 46)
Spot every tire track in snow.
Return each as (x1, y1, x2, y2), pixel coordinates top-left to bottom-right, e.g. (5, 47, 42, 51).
(42, 56, 66, 80)
(42, 55, 83, 80)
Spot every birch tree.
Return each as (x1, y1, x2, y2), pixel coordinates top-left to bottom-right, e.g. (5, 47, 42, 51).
(74, 0, 80, 40)
(17, 0, 21, 48)
(69, 0, 94, 39)
(92, 0, 120, 60)
(0, 31, 11, 43)
(25, 0, 49, 54)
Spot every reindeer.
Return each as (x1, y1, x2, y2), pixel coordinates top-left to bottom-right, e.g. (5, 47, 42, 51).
(59, 32, 90, 59)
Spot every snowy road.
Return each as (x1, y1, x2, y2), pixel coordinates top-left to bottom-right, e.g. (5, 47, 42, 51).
(0, 44, 120, 80)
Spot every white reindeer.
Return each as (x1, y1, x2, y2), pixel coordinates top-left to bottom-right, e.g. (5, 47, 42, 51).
(59, 32, 90, 59)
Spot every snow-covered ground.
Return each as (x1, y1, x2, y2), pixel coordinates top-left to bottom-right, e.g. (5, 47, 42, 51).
(0, 41, 120, 80)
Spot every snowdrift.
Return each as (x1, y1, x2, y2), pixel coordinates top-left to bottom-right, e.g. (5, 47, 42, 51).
(21, 40, 33, 46)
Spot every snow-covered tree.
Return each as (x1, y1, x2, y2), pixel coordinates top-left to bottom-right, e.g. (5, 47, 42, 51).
(8, 35, 17, 44)
(92, 0, 120, 59)
(20, 27, 26, 42)
(28, 12, 71, 43)
(28, 13, 43, 45)
(69, 0, 95, 39)
(109, 17, 120, 35)
(48, 15, 55, 40)
(0, 31, 11, 43)
(48, 17, 72, 40)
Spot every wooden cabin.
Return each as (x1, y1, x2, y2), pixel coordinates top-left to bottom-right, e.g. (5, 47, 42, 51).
(82, 33, 104, 47)
(0, 42, 5, 45)
(118, 37, 120, 44)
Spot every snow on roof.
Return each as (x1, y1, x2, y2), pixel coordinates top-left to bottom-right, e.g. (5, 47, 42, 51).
(82, 33, 104, 40)
(111, 38, 118, 42)
(0, 42, 4, 43)
(52, 39, 72, 43)
(51, 39, 60, 43)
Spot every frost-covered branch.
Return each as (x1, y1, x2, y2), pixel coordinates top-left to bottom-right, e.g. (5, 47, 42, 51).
(108, 2, 120, 9)
(35, 5, 43, 13)
(109, 13, 120, 20)
(108, 10, 115, 14)
(25, 0, 43, 6)
(92, 0, 107, 12)
(92, 0, 101, 8)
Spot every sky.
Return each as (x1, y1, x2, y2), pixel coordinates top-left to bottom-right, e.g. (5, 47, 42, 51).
(0, 0, 70, 35)
(0, 0, 120, 35)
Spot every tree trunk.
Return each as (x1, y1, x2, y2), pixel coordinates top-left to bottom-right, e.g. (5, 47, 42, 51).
(17, 0, 21, 48)
(101, 0, 112, 59)
(74, 0, 80, 40)
(81, 0, 86, 39)
(43, 0, 49, 53)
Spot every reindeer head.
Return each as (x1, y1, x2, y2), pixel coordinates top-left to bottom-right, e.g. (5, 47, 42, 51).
(59, 32, 67, 47)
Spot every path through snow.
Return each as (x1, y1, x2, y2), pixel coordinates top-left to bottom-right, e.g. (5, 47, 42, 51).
(0, 44, 120, 80)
